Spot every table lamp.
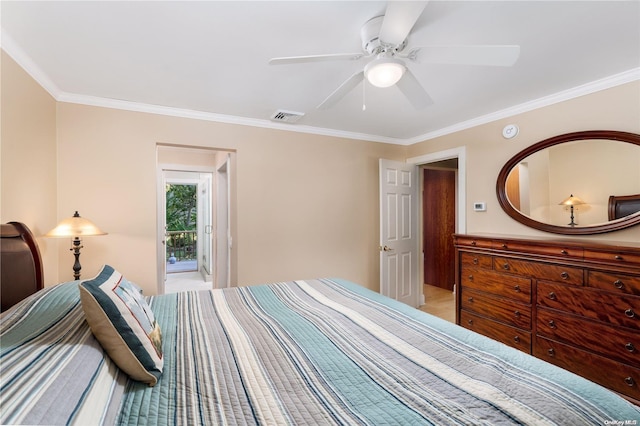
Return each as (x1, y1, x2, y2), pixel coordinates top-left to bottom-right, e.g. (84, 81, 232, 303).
(45, 211, 107, 280)
(559, 194, 586, 227)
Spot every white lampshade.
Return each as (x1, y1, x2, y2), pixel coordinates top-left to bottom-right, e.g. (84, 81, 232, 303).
(45, 211, 107, 238)
(559, 194, 586, 206)
(364, 56, 406, 88)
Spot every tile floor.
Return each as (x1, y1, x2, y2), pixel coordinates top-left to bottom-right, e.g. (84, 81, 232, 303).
(164, 271, 212, 294)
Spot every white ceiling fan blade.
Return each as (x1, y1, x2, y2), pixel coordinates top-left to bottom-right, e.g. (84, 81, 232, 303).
(269, 53, 364, 65)
(410, 45, 521, 66)
(317, 71, 365, 109)
(396, 69, 433, 110)
(379, 1, 428, 46)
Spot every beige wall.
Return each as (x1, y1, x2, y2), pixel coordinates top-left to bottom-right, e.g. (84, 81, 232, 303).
(55, 103, 405, 294)
(1, 51, 59, 284)
(407, 81, 640, 243)
(4, 48, 640, 295)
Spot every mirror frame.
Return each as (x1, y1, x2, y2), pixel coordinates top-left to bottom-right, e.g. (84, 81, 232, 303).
(496, 130, 640, 235)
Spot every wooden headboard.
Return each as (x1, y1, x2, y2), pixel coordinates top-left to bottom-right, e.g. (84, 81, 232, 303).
(1, 222, 44, 312)
(608, 193, 640, 221)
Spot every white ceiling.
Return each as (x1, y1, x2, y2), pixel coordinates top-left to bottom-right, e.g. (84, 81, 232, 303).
(2, 1, 639, 144)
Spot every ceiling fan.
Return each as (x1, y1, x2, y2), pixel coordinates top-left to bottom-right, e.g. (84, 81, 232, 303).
(269, 1, 520, 110)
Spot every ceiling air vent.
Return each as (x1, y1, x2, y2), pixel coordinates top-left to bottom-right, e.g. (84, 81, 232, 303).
(270, 110, 305, 124)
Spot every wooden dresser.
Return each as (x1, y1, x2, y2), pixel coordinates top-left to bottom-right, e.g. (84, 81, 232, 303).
(454, 234, 640, 403)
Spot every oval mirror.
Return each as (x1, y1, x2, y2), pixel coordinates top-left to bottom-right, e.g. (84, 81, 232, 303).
(496, 130, 640, 235)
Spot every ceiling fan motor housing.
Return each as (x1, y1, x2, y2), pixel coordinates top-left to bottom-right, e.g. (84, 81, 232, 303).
(361, 16, 406, 55)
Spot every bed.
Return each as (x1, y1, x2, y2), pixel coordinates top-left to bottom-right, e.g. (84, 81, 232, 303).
(1, 228, 639, 425)
(609, 193, 640, 221)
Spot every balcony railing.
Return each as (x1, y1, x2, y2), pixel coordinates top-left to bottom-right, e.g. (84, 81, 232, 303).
(166, 230, 197, 261)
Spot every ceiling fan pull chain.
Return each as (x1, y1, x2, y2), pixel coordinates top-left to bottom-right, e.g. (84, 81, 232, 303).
(362, 79, 367, 111)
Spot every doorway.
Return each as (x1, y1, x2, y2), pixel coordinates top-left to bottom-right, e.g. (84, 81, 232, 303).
(156, 145, 235, 295)
(408, 147, 466, 322)
(165, 182, 198, 274)
(162, 170, 213, 294)
(422, 163, 457, 291)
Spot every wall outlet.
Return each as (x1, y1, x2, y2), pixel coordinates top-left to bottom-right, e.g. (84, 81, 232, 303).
(473, 202, 487, 212)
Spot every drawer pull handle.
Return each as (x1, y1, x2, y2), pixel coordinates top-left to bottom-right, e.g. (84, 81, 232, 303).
(625, 342, 636, 353)
(471, 241, 477, 246)
(614, 279, 624, 289)
(514, 310, 521, 318)
(468, 297, 474, 303)
(502, 263, 510, 270)
(615, 255, 623, 260)
(548, 320, 556, 329)
(514, 285, 521, 292)
(514, 336, 520, 343)
(472, 258, 479, 265)
(502, 243, 507, 249)
(547, 348, 555, 357)
(624, 377, 635, 387)
(467, 319, 473, 326)
(548, 292, 557, 300)
(560, 249, 568, 255)
(468, 275, 474, 281)
(625, 309, 636, 318)
(560, 272, 569, 280)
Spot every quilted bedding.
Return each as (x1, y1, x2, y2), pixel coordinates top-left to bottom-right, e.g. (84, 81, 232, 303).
(2, 278, 639, 425)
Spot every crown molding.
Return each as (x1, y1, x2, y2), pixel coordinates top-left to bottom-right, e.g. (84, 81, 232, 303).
(55, 92, 403, 144)
(3, 30, 637, 146)
(402, 67, 640, 145)
(1, 29, 63, 98)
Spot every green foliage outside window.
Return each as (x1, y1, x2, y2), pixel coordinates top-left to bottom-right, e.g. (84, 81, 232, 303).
(166, 184, 197, 231)
(166, 184, 197, 262)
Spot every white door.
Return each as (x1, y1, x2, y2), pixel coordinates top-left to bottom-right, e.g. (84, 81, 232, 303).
(198, 173, 213, 275)
(215, 156, 231, 288)
(159, 172, 168, 293)
(379, 159, 419, 307)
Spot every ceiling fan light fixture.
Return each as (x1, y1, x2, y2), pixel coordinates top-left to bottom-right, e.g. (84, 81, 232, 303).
(364, 56, 406, 88)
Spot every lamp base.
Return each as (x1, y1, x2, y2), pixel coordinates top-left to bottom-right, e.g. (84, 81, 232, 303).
(71, 237, 83, 280)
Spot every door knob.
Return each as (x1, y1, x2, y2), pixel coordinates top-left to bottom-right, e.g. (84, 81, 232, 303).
(380, 245, 394, 252)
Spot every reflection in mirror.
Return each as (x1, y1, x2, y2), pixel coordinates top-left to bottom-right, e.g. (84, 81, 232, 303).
(505, 139, 640, 227)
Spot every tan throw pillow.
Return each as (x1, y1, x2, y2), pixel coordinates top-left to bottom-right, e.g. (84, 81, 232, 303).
(79, 265, 162, 385)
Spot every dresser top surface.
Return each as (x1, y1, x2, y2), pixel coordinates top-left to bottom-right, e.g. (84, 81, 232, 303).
(454, 233, 640, 252)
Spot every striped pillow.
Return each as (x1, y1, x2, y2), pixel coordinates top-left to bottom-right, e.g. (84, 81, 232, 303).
(79, 265, 163, 385)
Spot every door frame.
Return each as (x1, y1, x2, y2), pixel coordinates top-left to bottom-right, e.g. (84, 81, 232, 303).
(215, 155, 231, 289)
(156, 164, 216, 294)
(407, 146, 467, 302)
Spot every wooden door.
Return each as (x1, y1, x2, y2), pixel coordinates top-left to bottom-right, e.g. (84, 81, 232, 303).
(423, 168, 456, 291)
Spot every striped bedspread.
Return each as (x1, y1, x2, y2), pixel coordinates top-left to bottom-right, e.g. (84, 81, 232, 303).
(2, 278, 640, 425)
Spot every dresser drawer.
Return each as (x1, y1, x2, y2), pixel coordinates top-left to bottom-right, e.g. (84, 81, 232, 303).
(493, 257, 583, 285)
(588, 270, 640, 296)
(461, 288, 531, 329)
(492, 240, 583, 258)
(534, 335, 640, 401)
(538, 281, 640, 329)
(584, 249, 640, 266)
(460, 252, 492, 269)
(455, 236, 492, 249)
(461, 267, 531, 303)
(537, 308, 640, 366)
(461, 310, 531, 353)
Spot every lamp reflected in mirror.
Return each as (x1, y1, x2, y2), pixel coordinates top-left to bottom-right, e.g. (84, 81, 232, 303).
(559, 194, 586, 227)
(45, 211, 107, 280)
